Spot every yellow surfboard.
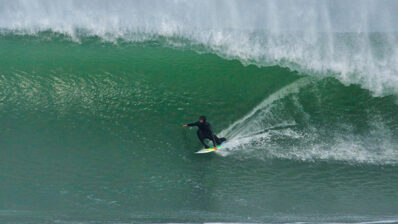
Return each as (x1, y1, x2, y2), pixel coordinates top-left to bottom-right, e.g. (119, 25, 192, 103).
(195, 142, 225, 154)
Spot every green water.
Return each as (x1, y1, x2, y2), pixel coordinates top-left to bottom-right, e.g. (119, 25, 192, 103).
(1, 35, 398, 223)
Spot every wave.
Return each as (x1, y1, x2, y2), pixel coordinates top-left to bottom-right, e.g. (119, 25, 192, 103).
(1, 0, 398, 166)
(1, 0, 398, 96)
(218, 78, 398, 165)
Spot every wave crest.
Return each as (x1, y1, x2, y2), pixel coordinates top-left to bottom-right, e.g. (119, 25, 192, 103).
(1, 0, 398, 96)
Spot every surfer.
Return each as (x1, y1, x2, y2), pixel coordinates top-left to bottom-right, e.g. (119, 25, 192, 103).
(183, 116, 226, 148)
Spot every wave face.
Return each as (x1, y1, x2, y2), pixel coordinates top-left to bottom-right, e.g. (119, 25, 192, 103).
(1, 0, 398, 96)
(1, 34, 398, 223)
(1, 1, 398, 223)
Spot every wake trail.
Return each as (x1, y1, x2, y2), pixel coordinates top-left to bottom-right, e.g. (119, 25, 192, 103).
(217, 77, 312, 156)
(216, 77, 398, 165)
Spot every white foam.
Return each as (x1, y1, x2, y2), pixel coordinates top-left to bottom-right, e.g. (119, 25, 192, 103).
(1, 0, 398, 96)
(217, 78, 398, 165)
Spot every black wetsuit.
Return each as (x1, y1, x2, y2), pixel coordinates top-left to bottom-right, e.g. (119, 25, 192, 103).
(187, 121, 225, 148)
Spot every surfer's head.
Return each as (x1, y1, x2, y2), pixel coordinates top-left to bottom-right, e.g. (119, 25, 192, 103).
(199, 115, 207, 123)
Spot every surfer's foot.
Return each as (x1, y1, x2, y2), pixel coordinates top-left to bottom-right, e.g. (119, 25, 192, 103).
(218, 137, 227, 144)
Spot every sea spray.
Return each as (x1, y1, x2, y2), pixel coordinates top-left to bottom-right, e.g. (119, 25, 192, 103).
(1, 0, 398, 95)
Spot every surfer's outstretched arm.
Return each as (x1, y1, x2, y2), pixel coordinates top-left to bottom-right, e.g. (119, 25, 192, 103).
(183, 122, 199, 127)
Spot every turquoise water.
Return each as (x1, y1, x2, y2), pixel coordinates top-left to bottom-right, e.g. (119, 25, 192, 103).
(1, 1, 398, 223)
(0, 33, 397, 224)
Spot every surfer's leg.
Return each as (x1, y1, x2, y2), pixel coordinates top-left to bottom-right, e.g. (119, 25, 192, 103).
(212, 135, 226, 145)
(213, 135, 221, 145)
(210, 136, 217, 147)
(197, 130, 209, 148)
(204, 133, 217, 147)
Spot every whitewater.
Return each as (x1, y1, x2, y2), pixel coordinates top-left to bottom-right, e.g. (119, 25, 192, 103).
(1, 0, 398, 96)
(1, 1, 398, 223)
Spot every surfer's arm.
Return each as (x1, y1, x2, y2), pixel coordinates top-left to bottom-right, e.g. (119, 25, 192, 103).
(183, 122, 199, 127)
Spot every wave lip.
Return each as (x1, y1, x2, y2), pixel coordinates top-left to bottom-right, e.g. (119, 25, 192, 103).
(1, 0, 398, 96)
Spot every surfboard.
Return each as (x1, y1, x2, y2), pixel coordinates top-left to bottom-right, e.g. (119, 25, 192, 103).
(195, 142, 226, 154)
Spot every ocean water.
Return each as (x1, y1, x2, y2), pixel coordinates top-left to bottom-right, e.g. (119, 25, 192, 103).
(1, 1, 398, 223)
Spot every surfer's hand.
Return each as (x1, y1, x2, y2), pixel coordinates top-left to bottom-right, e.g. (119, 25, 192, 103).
(183, 124, 188, 127)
